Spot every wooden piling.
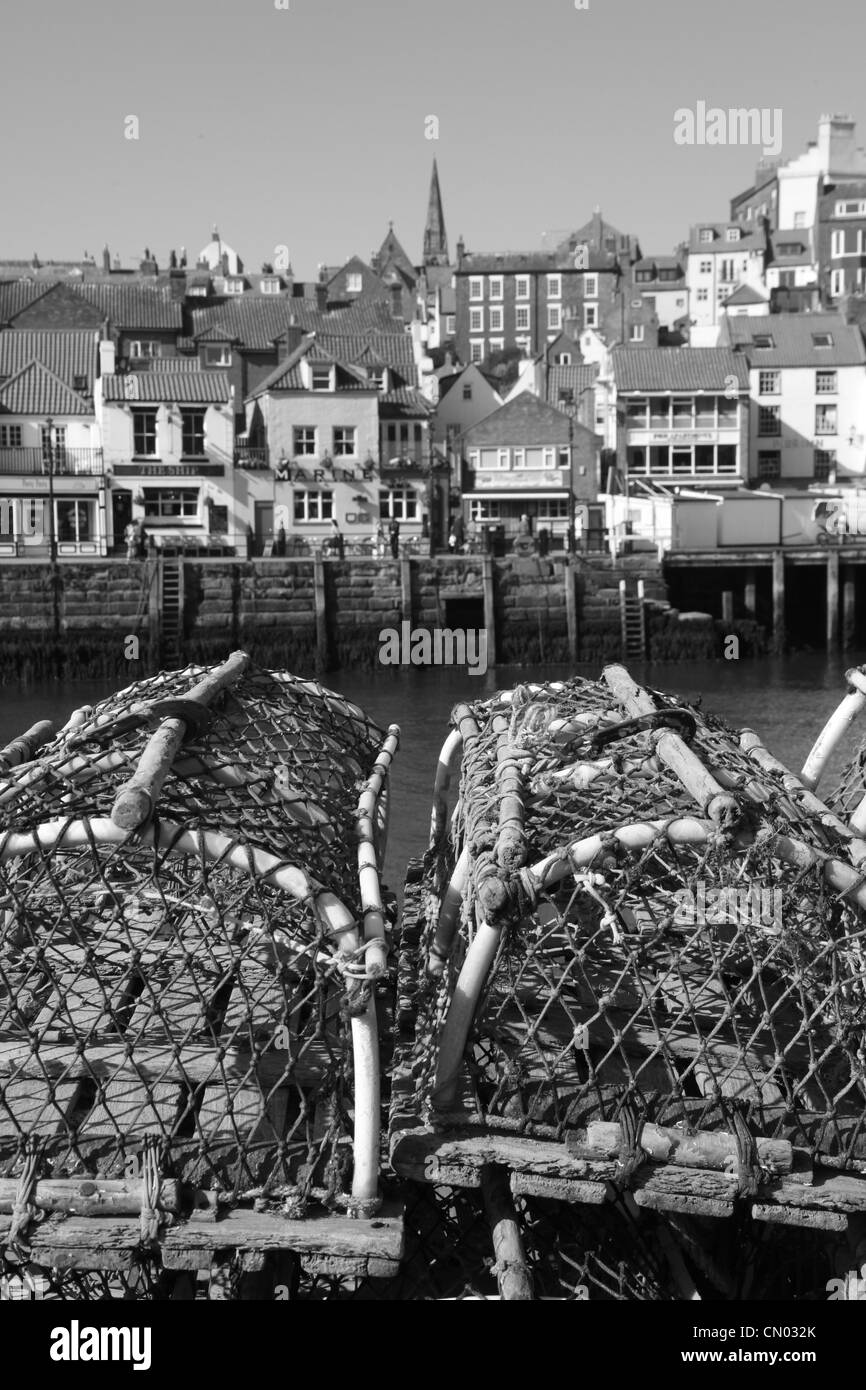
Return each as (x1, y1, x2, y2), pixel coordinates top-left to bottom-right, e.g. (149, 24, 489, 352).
(772, 552, 785, 647)
(482, 553, 497, 668)
(565, 559, 578, 661)
(744, 566, 757, 619)
(843, 570, 856, 650)
(721, 590, 734, 626)
(313, 554, 328, 673)
(827, 549, 840, 652)
(400, 556, 412, 626)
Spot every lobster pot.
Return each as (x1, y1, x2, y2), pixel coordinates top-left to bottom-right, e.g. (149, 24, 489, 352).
(390, 667, 866, 1300)
(0, 659, 401, 1297)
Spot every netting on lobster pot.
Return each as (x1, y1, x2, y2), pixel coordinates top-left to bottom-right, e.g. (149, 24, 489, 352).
(394, 668, 866, 1223)
(0, 659, 396, 1249)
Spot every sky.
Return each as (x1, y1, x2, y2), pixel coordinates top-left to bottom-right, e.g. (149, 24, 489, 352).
(1, 0, 863, 277)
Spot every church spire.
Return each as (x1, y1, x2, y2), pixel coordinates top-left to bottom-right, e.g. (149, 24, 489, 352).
(422, 158, 449, 266)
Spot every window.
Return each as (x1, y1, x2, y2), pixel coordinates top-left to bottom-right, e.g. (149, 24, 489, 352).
(699, 260, 712, 274)
(0, 425, 22, 448)
(469, 278, 483, 300)
(835, 200, 866, 217)
(210, 504, 229, 531)
(470, 341, 484, 363)
(699, 228, 714, 243)
(626, 398, 648, 428)
(584, 275, 598, 298)
(293, 489, 333, 522)
(584, 304, 598, 328)
(445, 315, 456, 334)
(752, 334, 775, 349)
(814, 448, 836, 480)
(538, 498, 569, 521)
(812, 332, 834, 348)
(368, 367, 385, 390)
(717, 396, 738, 424)
(672, 398, 692, 427)
(515, 305, 530, 331)
(462, 384, 472, 400)
(515, 276, 530, 299)
(815, 403, 837, 434)
(758, 406, 781, 436)
(757, 452, 781, 479)
(658, 269, 679, 282)
(333, 427, 357, 457)
(488, 338, 504, 352)
(793, 212, 805, 228)
(129, 340, 160, 359)
(379, 487, 418, 521)
(630, 324, 645, 342)
(132, 410, 158, 458)
(816, 370, 837, 394)
(143, 487, 198, 520)
(469, 498, 501, 521)
(696, 288, 708, 302)
(489, 306, 503, 332)
(719, 259, 736, 283)
(56, 499, 93, 543)
(293, 427, 316, 456)
(346, 272, 362, 293)
(832, 230, 846, 258)
(489, 277, 503, 300)
(41, 426, 66, 466)
(73, 375, 88, 392)
(546, 275, 561, 299)
(635, 269, 653, 283)
(547, 304, 562, 330)
(830, 269, 845, 298)
(205, 345, 231, 367)
(260, 277, 281, 294)
(726, 228, 741, 241)
(554, 354, 572, 366)
(224, 278, 245, 294)
(311, 366, 332, 390)
(181, 409, 206, 458)
(759, 371, 780, 394)
(469, 308, 483, 332)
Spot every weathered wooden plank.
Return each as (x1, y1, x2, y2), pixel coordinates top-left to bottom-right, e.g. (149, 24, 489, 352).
(0, 1175, 180, 1217)
(0, 1039, 331, 1086)
(0, 1201, 405, 1264)
(0, 1079, 80, 1139)
(390, 1127, 606, 1185)
(75, 1077, 183, 1141)
(752, 1203, 848, 1232)
(566, 1120, 793, 1175)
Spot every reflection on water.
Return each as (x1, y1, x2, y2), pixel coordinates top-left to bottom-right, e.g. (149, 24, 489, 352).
(1, 652, 864, 896)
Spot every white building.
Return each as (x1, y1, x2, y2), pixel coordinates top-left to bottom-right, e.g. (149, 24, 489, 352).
(722, 313, 866, 484)
(685, 222, 768, 343)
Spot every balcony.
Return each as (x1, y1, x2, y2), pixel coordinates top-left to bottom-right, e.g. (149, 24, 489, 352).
(234, 446, 270, 469)
(0, 447, 105, 476)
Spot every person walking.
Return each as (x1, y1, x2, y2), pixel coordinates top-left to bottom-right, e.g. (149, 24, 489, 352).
(124, 521, 138, 560)
(135, 523, 148, 559)
(375, 523, 386, 558)
(388, 517, 400, 559)
(331, 519, 345, 560)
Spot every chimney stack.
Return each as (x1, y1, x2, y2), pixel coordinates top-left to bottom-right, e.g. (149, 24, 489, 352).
(102, 244, 111, 273)
(99, 339, 117, 375)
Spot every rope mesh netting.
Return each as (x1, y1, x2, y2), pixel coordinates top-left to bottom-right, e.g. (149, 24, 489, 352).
(0, 662, 391, 1229)
(394, 671, 866, 1173)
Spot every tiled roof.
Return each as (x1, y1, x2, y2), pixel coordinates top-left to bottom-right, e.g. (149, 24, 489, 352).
(315, 333, 416, 369)
(78, 283, 182, 329)
(546, 363, 599, 406)
(462, 392, 574, 446)
(101, 370, 231, 402)
(378, 387, 434, 416)
(0, 281, 53, 323)
(191, 295, 405, 351)
(688, 223, 766, 254)
(0, 331, 99, 390)
(611, 348, 750, 392)
(0, 361, 92, 415)
(724, 313, 866, 367)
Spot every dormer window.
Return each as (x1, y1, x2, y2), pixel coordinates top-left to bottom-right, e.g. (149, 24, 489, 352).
(699, 228, 714, 243)
(73, 375, 88, 392)
(224, 278, 245, 295)
(205, 345, 231, 367)
(812, 332, 834, 348)
(346, 272, 363, 293)
(311, 366, 332, 391)
(260, 277, 281, 294)
(751, 334, 775, 349)
(726, 228, 741, 241)
(368, 368, 386, 390)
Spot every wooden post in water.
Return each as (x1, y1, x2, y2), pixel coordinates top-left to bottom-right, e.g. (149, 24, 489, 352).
(827, 549, 840, 651)
(400, 555, 412, 627)
(564, 558, 578, 662)
(482, 553, 497, 668)
(843, 569, 856, 650)
(313, 554, 328, 674)
(721, 590, 733, 626)
(772, 551, 785, 648)
(744, 566, 757, 619)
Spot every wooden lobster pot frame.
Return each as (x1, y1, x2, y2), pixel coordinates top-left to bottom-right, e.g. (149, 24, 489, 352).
(390, 666, 866, 1299)
(0, 656, 403, 1294)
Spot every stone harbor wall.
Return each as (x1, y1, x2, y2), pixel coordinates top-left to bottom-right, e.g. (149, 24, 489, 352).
(0, 553, 768, 681)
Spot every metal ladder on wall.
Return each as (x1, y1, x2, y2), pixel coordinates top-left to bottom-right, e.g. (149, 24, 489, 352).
(619, 578, 647, 660)
(160, 558, 182, 667)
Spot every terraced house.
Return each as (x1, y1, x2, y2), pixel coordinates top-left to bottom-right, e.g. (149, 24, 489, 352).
(0, 329, 104, 557)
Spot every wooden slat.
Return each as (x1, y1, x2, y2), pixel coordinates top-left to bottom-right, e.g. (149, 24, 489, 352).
(0, 1039, 332, 1087)
(75, 1077, 184, 1140)
(0, 1080, 80, 1139)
